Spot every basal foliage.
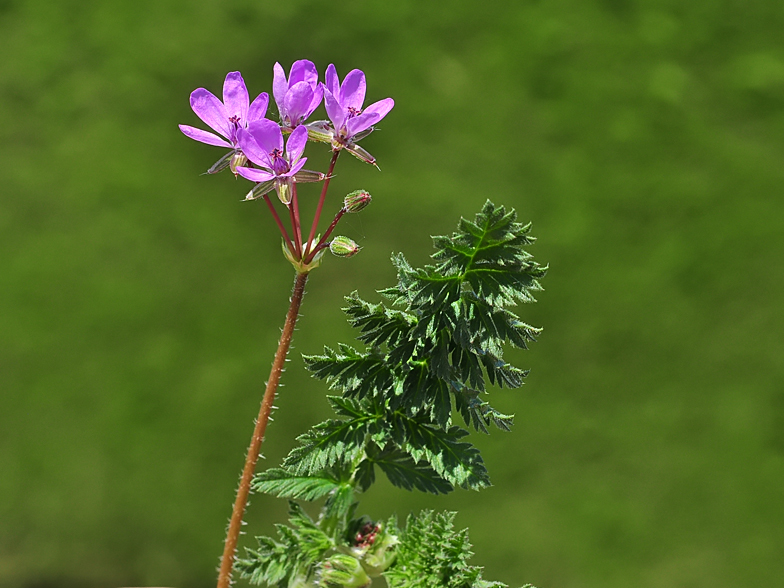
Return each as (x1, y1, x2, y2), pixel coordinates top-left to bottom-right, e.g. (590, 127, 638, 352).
(239, 201, 545, 587)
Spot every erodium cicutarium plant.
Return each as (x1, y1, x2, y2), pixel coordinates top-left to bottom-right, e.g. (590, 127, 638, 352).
(180, 61, 545, 588)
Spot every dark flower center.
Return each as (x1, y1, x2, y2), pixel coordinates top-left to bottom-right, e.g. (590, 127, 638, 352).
(347, 106, 362, 119)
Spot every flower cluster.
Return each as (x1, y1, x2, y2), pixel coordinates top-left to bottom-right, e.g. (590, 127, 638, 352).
(179, 60, 393, 271)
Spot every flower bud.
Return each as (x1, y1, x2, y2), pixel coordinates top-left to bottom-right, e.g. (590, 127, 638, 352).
(361, 527, 398, 577)
(344, 190, 372, 213)
(229, 151, 248, 176)
(287, 573, 316, 588)
(348, 521, 398, 577)
(329, 236, 360, 258)
(275, 180, 292, 205)
(319, 554, 370, 588)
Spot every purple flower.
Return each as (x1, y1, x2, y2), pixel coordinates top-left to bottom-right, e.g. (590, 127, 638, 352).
(236, 120, 310, 204)
(323, 64, 394, 148)
(272, 60, 324, 129)
(179, 72, 269, 172)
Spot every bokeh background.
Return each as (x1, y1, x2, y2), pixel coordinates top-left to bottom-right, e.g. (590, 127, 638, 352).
(2, 0, 783, 586)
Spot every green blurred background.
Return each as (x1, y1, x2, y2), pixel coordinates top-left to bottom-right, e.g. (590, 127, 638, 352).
(2, 0, 783, 586)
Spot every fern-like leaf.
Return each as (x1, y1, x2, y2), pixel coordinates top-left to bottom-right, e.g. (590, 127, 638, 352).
(383, 510, 507, 588)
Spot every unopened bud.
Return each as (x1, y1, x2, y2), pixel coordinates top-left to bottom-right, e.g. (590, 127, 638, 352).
(229, 151, 248, 176)
(319, 554, 370, 588)
(360, 525, 398, 577)
(344, 190, 371, 213)
(275, 180, 292, 205)
(330, 236, 360, 258)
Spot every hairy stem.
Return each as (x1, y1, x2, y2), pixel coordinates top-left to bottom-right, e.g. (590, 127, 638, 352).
(216, 271, 310, 588)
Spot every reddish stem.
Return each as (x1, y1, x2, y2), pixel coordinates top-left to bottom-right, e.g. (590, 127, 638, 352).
(262, 194, 296, 255)
(291, 183, 304, 255)
(287, 198, 302, 260)
(304, 207, 346, 265)
(305, 150, 340, 257)
(216, 271, 310, 588)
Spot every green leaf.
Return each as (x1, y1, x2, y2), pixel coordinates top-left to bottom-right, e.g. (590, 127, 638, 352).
(402, 423, 490, 490)
(322, 480, 356, 523)
(304, 345, 394, 400)
(383, 510, 507, 588)
(283, 414, 375, 476)
(295, 201, 544, 495)
(251, 468, 341, 501)
(343, 291, 418, 349)
(369, 446, 453, 494)
(238, 502, 333, 587)
(354, 458, 376, 492)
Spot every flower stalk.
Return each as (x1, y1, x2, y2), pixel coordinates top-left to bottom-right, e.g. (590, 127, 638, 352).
(216, 270, 310, 588)
(305, 149, 340, 258)
(262, 193, 296, 255)
(306, 208, 348, 263)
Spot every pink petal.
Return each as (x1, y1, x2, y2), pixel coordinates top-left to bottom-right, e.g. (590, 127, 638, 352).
(346, 111, 381, 138)
(340, 69, 366, 110)
(223, 71, 249, 122)
(287, 158, 308, 178)
(324, 89, 346, 130)
(179, 124, 233, 148)
(289, 59, 319, 87)
(285, 125, 309, 163)
(325, 64, 340, 97)
(190, 88, 230, 138)
(272, 62, 288, 113)
(362, 98, 394, 121)
(247, 119, 284, 157)
(237, 127, 271, 168)
(248, 92, 269, 122)
(307, 84, 324, 118)
(284, 82, 315, 125)
(236, 166, 275, 183)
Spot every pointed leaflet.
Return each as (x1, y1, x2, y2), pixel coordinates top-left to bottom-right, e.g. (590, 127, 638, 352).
(252, 468, 342, 501)
(402, 423, 490, 490)
(369, 446, 453, 494)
